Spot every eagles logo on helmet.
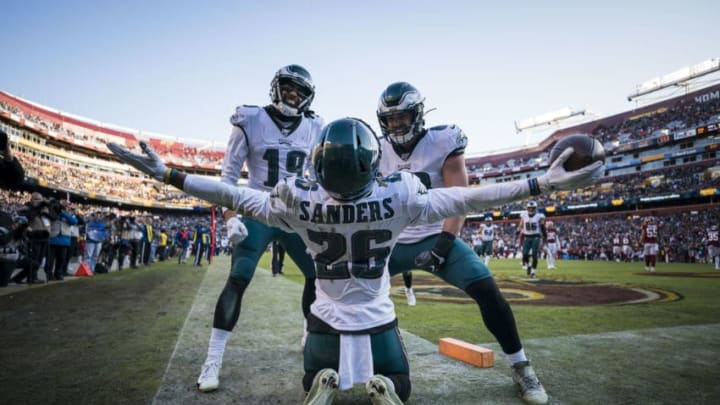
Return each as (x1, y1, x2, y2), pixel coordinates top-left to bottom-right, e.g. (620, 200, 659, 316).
(269, 64, 315, 117)
(312, 118, 382, 202)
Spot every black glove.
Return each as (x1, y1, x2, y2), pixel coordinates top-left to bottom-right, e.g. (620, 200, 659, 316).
(414, 231, 456, 272)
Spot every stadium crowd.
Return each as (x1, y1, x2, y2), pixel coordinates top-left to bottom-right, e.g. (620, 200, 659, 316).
(0, 99, 225, 168)
(14, 150, 206, 206)
(461, 208, 719, 265)
(591, 96, 720, 146)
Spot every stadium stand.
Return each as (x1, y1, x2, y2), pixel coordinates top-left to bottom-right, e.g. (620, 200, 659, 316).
(0, 81, 718, 269)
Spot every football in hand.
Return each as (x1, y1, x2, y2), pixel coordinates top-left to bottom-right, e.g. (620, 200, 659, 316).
(548, 134, 605, 171)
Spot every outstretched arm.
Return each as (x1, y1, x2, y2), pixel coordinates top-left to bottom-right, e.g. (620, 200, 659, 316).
(417, 148, 604, 223)
(107, 142, 272, 220)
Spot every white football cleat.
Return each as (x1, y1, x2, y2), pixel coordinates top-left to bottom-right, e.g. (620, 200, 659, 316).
(404, 287, 416, 306)
(197, 361, 221, 392)
(511, 361, 548, 405)
(366, 374, 403, 405)
(303, 368, 338, 405)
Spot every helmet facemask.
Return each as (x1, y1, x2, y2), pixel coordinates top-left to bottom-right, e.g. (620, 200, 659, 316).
(270, 65, 315, 117)
(527, 201, 538, 216)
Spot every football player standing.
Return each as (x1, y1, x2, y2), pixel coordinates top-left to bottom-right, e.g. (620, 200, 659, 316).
(196, 65, 325, 392)
(377, 82, 549, 405)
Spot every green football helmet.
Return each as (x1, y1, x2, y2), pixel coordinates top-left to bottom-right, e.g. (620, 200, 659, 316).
(269, 64, 315, 117)
(312, 118, 381, 201)
(377, 81, 426, 147)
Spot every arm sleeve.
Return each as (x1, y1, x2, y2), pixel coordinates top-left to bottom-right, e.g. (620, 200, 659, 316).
(183, 175, 275, 225)
(220, 126, 249, 186)
(411, 178, 531, 225)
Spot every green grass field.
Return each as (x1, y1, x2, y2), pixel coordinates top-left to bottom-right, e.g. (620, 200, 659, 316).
(1, 254, 719, 404)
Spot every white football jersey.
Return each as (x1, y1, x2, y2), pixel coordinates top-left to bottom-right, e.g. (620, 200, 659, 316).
(480, 223, 496, 242)
(184, 163, 540, 332)
(221, 105, 324, 191)
(520, 211, 545, 236)
(379, 125, 468, 243)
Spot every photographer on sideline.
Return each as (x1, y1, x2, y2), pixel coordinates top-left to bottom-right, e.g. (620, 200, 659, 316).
(0, 210, 24, 287)
(0, 128, 24, 189)
(45, 199, 78, 281)
(13, 193, 53, 284)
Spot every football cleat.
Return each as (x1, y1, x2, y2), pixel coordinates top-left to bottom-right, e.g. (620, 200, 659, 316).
(303, 368, 339, 405)
(197, 361, 221, 392)
(404, 287, 416, 306)
(511, 361, 548, 405)
(366, 374, 403, 405)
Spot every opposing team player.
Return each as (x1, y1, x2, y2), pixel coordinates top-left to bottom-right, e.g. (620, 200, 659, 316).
(196, 65, 325, 391)
(611, 233, 622, 262)
(641, 216, 660, 272)
(108, 117, 602, 405)
(518, 200, 546, 277)
(622, 233, 633, 262)
(544, 220, 559, 269)
(377, 82, 554, 405)
(705, 224, 719, 270)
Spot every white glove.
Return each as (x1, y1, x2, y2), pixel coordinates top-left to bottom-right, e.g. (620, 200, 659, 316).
(107, 141, 168, 182)
(226, 216, 248, 245)
(537, 147, 604, 192)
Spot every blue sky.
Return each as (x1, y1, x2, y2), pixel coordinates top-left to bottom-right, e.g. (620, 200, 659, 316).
(1, 0, 717, 156)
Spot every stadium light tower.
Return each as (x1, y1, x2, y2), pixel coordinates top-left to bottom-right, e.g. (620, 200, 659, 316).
(514, 107, 586, 145)
(627, 57, 720, 102)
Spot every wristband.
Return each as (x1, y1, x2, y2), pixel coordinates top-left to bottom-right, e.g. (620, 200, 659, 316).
(432, 231, 456, 257)
(527, 178, 541, 196)
(167, 169, 187, 190)
(163, 167, 173, 183)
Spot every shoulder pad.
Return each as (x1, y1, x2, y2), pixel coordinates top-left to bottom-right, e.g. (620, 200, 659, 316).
(229, 105, 261, 126)
(427, 124, 468, 151)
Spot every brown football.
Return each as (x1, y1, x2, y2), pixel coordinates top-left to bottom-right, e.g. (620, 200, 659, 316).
(548, 134, 605, 171)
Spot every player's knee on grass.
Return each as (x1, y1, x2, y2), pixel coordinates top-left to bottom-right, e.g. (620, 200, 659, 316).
(213, 276, 250, 330)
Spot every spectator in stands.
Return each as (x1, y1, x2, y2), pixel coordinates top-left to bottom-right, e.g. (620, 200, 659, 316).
(0, 128, 24, 190)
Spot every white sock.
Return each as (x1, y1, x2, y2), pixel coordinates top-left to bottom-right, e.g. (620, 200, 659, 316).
(206, 328, 232, 365)
(507, 348, 527, 366)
